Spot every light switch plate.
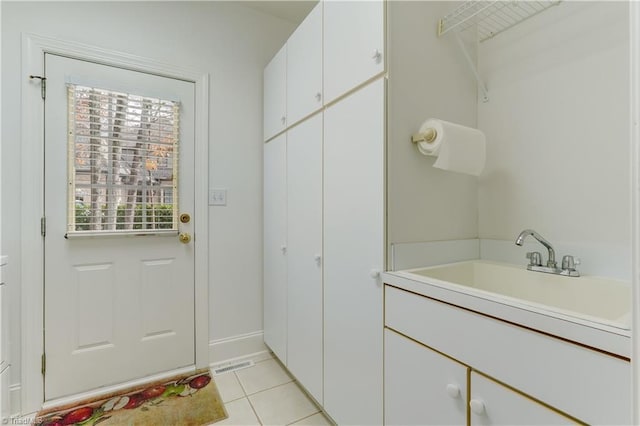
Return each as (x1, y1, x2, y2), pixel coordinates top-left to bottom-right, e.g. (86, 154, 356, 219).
(209, 189, 227, 206)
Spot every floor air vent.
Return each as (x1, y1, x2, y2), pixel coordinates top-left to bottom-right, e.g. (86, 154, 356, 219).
(213, 360, 254, 375)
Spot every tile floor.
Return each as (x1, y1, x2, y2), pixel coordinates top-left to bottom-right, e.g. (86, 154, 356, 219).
(212, 352, 333, 426)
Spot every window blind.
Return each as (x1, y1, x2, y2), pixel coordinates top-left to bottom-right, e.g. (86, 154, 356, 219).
(67, 84, 180, 235)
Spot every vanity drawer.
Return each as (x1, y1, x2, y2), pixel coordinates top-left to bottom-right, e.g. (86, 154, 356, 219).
(384, 285, 631, 425)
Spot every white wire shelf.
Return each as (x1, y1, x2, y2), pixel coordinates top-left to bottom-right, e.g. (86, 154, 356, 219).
(438, 1, 561, 42)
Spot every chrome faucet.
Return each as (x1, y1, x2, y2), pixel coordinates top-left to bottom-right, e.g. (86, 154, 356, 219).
(515, 229, 580, 277)
(515, 229, 557, 268)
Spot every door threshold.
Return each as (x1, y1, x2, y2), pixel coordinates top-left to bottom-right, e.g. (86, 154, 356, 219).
(42, 365, 197, 410)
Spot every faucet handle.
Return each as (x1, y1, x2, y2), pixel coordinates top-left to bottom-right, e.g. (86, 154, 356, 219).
(561, 255, 580, 271)
(526, 251, 543, 266)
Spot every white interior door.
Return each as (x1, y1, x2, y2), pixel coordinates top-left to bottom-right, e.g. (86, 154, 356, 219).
(43, 53, 196, 400)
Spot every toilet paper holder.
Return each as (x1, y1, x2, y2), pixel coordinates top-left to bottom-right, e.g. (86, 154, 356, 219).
(411, 128, 438, 144)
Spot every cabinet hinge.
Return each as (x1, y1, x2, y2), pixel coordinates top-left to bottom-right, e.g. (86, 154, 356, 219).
(41, 353, 46, 376)
(41, 217, 46, 237)
(29, 75, 47, 100)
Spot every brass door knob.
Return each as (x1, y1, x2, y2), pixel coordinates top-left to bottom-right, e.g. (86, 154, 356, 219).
(179, 233, 191, 244)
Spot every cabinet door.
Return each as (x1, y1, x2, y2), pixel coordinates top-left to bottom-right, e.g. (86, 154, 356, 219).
(264, 45, 287, 141)
(0, 366, 8, 424)
(287, 2, 322, 126)
(470, 372, 578, 425)
(324, 78, 385, 425)
(263, 134, 287, 363)
(0, 284, 3, 369)
(287, 113, 323, 403)
(323, 0, 384, 104)
(385, 329, 467, 425)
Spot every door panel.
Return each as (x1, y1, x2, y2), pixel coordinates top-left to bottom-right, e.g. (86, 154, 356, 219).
(44, 54, 195, 399)
(73, 263, 114, 350)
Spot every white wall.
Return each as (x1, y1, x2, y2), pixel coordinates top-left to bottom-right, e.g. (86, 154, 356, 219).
(477, 2, 631, 279)
(1, 0, 294, 408)
(387, 1, 478, 252)
(387, 1, 630, 280)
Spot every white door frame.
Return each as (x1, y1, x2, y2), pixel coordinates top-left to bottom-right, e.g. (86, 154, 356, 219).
(20, 33, 210, 413)
(632, 3, 640, 423)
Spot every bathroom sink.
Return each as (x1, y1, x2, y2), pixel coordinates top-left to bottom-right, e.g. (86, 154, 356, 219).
(399, 260, 631, 329)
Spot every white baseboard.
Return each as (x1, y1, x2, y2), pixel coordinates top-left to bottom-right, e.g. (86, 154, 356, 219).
(209, 331, 267, 365)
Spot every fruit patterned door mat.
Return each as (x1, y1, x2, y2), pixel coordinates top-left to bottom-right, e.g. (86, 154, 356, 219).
(36, 369, 227, 426)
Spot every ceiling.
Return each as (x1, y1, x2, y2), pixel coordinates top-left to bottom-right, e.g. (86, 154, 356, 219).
(241, 0, 318, 25)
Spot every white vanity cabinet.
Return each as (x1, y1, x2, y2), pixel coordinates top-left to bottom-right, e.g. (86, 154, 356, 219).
(385, 329, 467, 425)
(286, 2, 323, 126)
(263, 45, 287, 141)
(384, 284, 631, 425)
(323, 0, 385, 104)
(286, 114, 323, 404)
(385, 329, 577, 426)
(263, 134, 287, 362)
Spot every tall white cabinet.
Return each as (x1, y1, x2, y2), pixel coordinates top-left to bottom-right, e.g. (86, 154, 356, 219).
(0, 256, 9, 423)
(286, 114, 323, 403)
(323, 0, 385, 104)
(286, 4, 323, 126)
(323, 79, 385, 424)
(263, 46, 287, 141)
(263, 134, 287, 363)
(263, 0, 385, 424)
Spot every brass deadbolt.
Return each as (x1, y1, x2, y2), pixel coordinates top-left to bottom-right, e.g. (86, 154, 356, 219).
(180, 213, 191, 224)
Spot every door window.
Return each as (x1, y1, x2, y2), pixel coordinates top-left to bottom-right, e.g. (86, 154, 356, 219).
(67, 84, 180, 235)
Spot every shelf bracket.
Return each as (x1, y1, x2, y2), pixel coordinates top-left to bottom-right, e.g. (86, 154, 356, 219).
(452, 32, 489, 103)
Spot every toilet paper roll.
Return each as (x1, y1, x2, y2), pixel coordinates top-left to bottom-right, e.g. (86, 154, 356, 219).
(416, 118, 486, 176)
